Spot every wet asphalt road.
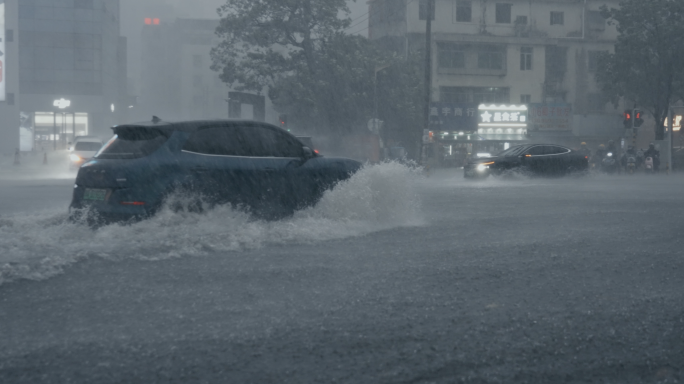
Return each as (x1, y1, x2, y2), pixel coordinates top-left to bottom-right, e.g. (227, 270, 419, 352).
(1, 171, 683, 383)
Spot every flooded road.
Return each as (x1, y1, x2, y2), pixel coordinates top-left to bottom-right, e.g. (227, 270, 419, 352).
(1, 167, 683, 383)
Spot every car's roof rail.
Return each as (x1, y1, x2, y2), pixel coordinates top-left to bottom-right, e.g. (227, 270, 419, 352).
(111, 119, 285, 133)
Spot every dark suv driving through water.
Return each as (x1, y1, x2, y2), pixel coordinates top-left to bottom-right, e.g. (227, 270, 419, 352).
(69, 119, 362, 222)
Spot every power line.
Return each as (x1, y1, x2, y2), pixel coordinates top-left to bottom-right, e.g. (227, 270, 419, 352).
(344, 13, 372, 32)
(348, 10, 371, 23)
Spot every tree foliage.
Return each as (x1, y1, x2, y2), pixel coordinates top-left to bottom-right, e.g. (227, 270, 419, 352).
(211, 0, 423, 151)
(596, 0, 684, 140)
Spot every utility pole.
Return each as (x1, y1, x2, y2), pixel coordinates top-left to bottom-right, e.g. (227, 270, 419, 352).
(668, 108, 673, 173)
(421, 0, 434, 165)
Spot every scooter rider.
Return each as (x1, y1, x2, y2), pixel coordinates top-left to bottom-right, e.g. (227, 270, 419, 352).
(621, 145, 637, 168)
(577, 142, 591, 158)
(643, 142, 661, 172)
(592, 144, 607, 167)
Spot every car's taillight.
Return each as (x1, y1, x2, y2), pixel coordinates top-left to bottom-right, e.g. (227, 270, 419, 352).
(314, 149, 320, 154)
(120, 201, 146, 206)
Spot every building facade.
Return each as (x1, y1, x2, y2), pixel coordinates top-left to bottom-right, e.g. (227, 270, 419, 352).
(138, 18, 276, 124)
(369, 0, 625, 158)
(0, 0, 128, 154)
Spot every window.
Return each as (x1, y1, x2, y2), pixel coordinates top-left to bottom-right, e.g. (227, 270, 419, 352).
(520, 94, 531, 104)
(587, 50, 606, 72)
(478, 49, 504, 70)
(495, 4, 512, 24)
(438, 43, 465, 69)
(75, 142, 103, 151)
(182, 126, 249, 156)
(246, 127, 304, 158)
(546, 146, 570, 155)
(520, 47, 532, 70)
(527, 146, 545, 156)
(550, 11, 564, 25)
(440, 87, 510, 103)
(455, 1, 472, 22)
(96, 128, 169, 159)
(528, 145, 567, 156)
(419, 0, 435, 20)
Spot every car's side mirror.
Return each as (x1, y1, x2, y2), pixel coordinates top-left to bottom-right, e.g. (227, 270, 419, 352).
(302, 146, 315, 160)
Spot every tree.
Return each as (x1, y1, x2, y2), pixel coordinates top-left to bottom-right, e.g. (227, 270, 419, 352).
(596, 0, 684, 140)
(211, 0, 424, 152)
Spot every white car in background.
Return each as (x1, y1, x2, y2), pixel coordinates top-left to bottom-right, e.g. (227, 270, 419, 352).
(69, 136, 103, 170)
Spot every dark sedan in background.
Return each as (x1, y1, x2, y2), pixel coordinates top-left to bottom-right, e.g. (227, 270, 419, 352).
(464, 144, 588, 179)
(70, 119, 362, 222)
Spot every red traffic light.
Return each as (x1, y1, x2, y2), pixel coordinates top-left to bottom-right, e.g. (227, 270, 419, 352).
(634, 109, 644, 127)
(623, 110, 634, 128)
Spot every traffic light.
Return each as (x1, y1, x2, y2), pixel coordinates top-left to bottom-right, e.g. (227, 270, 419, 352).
(623, 110, 633, 128)
(633, 109, 644, 127)
(278, 114, 288, 129)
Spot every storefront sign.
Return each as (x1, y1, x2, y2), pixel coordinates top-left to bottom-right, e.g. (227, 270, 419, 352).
(664, 115, 682, 132)
(53, 98, 71, 109)
(429, 102, 479, 131)
(528, 103, 573, 131)
(478, 105, 528, 127)
(0, 2, 6, 102)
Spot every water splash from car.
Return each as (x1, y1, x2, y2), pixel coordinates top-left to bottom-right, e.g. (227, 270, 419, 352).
(0, 161, 423, 286)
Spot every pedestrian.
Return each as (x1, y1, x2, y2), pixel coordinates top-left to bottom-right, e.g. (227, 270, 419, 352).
(13, 148, 20, 166)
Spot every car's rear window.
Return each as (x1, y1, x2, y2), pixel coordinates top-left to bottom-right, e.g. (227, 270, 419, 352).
(95, 128, 169, 159)
(74, 142, 102, 151)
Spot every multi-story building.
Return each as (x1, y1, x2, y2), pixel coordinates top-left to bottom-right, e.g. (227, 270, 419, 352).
(0, 0, 128, 154)
(138, 18, 275, 124)
(369, 0, 625, 157)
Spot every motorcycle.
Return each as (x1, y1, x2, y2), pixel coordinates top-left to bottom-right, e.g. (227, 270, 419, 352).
(601, 152, 619, 174)
(625, 154, 637, 175)
(644, 156, 654, 174)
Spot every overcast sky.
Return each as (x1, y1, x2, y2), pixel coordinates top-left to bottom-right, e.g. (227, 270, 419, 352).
(120, 0, 369, 84)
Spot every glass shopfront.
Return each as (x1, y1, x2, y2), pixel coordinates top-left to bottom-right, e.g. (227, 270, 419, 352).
(33, 112, 89, 150)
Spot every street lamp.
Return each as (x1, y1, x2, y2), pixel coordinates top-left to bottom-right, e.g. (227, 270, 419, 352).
(53, 98, 71, 150)
(374, 64, 391, 151)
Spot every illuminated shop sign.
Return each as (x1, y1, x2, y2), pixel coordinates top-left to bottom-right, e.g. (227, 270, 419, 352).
(478, 105, 528, 127)
(665, 115, 682, 132)
(53, 98, 71, 109)
(0, 2, 5, 102)
(429, 102, 479, 131)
